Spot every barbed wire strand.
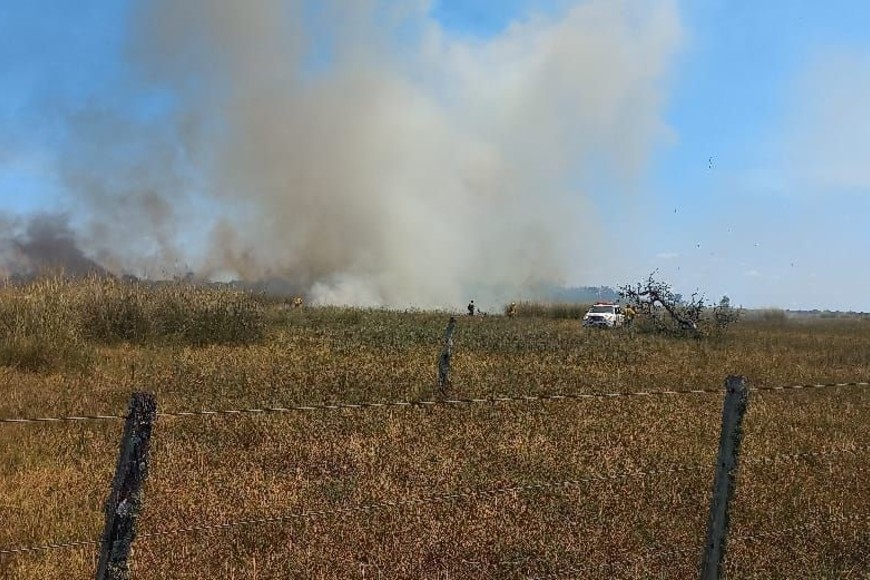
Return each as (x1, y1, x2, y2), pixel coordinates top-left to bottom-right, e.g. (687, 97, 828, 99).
(753, 381, 869, 393)
(0, 537, 101, 556)
(3, 380, 867, 425)
(0, 413, 126, 424)
(152, 388, 725, 420)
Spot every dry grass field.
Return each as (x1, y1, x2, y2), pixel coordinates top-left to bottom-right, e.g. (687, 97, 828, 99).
(0, 279, 868, 579)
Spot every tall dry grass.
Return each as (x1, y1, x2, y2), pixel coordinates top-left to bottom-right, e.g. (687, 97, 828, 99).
(0, 278, 94, 373)
(0, 277, 265, 374)
(508, 301, 591, 320)
(0, 293, 868, 579)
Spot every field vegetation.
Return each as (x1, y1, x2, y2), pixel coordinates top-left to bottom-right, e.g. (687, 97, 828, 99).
(0, 277, 264, 374)
(0, 278, 868, 579)
(507, 301, 591, 320)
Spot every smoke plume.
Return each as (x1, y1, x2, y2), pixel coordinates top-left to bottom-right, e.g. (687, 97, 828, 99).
(0, 213, 108, 278)
(7, 0, 683, 307)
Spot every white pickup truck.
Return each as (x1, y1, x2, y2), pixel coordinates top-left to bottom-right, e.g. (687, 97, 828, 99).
(582, 303, 625, 328)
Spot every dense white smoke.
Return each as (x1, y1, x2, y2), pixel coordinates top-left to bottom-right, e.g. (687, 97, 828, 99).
(18, 0, 683, 307)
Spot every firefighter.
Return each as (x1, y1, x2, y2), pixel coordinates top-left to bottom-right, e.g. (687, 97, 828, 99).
(467, 300, 475, 316)
(624, 304, 636, 326)
(292, 296, 303, 309)
(507, 302, 517, 318)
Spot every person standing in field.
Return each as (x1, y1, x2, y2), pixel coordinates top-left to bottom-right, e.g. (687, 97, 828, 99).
(624, 304, 636, 326)
(507, 302, 517, 318)
(468, 300, 475, 316)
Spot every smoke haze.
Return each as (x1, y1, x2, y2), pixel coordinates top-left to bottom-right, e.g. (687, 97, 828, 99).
(0, 213, 108, 277)
(3, 0, 682, 307)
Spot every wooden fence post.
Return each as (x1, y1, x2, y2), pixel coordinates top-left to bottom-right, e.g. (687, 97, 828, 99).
(437, 317, 457, 394)
(700, 376, 748, 580)
(95, 392, 156, 580)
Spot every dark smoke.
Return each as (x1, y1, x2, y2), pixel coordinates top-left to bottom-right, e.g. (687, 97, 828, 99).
(0, 213, 109, 278)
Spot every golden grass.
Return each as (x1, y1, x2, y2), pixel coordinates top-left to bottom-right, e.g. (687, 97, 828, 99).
(508, 301, 591, 320)
(0, 277, 264, 374)
(0, 285, 868, 579)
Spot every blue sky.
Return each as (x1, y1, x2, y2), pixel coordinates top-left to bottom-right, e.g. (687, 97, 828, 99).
(2, 0, 870, 310)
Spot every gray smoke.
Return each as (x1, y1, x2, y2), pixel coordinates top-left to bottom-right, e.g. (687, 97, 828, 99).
(17, 0, 684, 306)
(0, 213, 108, 278)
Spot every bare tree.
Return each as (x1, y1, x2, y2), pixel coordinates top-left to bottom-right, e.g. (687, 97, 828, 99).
(619, 271, 740, 337)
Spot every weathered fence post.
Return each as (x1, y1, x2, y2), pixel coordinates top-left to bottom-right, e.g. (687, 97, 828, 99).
(700, 376, 748, 580)
(96, 392, 156, 580)
(437, 317, 457, 394)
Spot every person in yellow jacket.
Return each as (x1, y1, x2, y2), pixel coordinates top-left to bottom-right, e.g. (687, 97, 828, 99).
(507, 302, 517, 318)
(624, 304, 637, 326)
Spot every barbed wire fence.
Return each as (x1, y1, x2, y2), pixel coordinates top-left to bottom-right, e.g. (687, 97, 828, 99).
(3, 381, 867, 426)
(0, 320, 868, 579)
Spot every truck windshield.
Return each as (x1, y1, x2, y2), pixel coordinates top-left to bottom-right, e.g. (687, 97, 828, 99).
(589, 305, 614, 314)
